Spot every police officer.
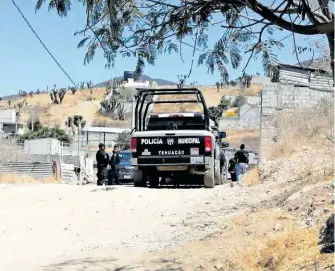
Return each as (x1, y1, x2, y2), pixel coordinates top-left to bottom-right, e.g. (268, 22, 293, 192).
(96, 143, 109, 186)
(109, 145, 121, 185)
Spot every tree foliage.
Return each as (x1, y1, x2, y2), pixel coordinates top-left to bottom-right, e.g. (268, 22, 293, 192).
(208, 106, 222, 125)
(35, 0, 334, 77)
(219, 96, 231, 110)
(233, 95, 247, 108)
(117, 131, 131, 150)
(19, 125, 71, 143)
(27, 120, 43, 131)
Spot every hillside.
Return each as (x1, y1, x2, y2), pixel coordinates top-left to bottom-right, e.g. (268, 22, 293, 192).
(0, 85, 261, 129)
(94, 74, 177, 87)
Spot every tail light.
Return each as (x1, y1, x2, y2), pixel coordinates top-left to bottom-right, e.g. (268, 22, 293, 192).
(204, 136, 212, 152)
(131, 137, 137, 153)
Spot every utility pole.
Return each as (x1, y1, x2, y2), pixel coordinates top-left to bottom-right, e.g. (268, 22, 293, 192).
(31, 107, 34, 131)
(77, 119, 81, 168)
(110, 66, 114, 96)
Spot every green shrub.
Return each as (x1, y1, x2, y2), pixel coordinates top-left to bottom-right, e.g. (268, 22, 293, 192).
(19, 126, 71, 143)
(218, 96, 231, 110)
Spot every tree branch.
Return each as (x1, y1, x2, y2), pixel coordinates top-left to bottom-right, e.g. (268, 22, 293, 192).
(247, 0, 334, 35)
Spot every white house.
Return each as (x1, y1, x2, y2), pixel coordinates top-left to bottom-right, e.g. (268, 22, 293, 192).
(123, 78, 150, 88)
(0, 109, 24, 136)
(0, 109, 16, 123)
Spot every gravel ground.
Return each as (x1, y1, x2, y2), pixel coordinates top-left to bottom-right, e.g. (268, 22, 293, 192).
(0, 182, 281, 271)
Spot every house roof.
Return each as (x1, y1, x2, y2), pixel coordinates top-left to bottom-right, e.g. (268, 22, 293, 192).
(82, 126, 131, 134)
(278, 59, 332, 74)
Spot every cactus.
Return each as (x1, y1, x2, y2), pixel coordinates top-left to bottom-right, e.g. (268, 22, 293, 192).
(70, 87, 77, 94)
(58, 88, 66, 103)
(117, 102, 125, 120)
(17, 101, 24, 112)
(100, 95, 118, 113)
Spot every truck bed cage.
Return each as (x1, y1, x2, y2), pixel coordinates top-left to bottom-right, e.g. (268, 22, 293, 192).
(133, 88, 210, 132)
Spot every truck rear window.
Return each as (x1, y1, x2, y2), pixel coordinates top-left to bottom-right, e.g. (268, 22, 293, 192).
(146, 117, 205, 130)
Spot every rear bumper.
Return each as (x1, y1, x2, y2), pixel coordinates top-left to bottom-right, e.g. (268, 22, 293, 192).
(132, 156, 211, 167)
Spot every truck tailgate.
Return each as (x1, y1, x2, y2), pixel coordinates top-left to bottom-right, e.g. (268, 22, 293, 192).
(133, 135, 209, 165)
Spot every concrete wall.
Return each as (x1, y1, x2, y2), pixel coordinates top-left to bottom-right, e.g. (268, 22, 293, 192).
(251, 76, 271, 86)
(24, 138, 61, 155)
(260, 83, 333, 159)
(0, 109, 16, 123)
(218, 117, 240, 129)
(219, 104, 261, 129)
(247, 96, 261, 105)
(239, 104, 261, 128)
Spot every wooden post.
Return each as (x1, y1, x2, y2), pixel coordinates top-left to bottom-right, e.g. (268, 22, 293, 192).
(53, 160, 61, 180)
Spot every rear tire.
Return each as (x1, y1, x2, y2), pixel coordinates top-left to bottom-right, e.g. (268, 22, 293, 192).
(221, 164, 228, 184)
(204, 168, 215, 188)
(134, 170, 146, 187)
(215, 164, 222, 185)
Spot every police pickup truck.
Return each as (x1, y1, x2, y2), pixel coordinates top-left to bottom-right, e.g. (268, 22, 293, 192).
(130, 88, 226, 188)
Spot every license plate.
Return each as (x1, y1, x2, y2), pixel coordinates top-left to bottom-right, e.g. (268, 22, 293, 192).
(123, 175, 132, 179)
(191, 156, 204, 164)
(190, 148, 199, 155)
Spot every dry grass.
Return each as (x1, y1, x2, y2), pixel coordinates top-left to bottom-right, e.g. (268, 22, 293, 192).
(152, 94, 203, 113)
(267, 100, 333, 160)
(0, 143, 26, 163)
(0, 174, 59, 184)
(142, 208, 333, 271)
(0, 88, 106, 128)
(92, 114, 131, 128)
(158, 84, 262, 98)
(239, 228, 333, 271)
(242, 168, 260, 186)
(225, 128, 260, 145)
(199, 84, 262, 97)
(153, 85, 261, 113)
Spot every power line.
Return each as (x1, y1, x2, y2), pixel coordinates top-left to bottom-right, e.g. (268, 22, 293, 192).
(11, 0, 100, 110)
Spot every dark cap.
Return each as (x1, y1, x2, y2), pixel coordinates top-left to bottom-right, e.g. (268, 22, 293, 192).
(98, 143, 105, 148)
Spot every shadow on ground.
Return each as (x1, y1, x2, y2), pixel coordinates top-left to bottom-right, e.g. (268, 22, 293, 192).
(42, 256, 186, 271)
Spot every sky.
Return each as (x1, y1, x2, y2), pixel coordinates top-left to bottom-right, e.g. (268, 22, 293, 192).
(0, 1, 327, 96)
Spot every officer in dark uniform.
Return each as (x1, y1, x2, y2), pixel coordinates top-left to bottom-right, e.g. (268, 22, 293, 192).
(109, 145, 121, 185)
(96, 143, 109, 186)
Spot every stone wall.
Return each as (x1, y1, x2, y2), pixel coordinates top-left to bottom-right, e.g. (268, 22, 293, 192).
(260, 83, 333, 160)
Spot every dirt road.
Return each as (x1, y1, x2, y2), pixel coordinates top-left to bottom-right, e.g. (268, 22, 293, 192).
(0, 183, 281, 271)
